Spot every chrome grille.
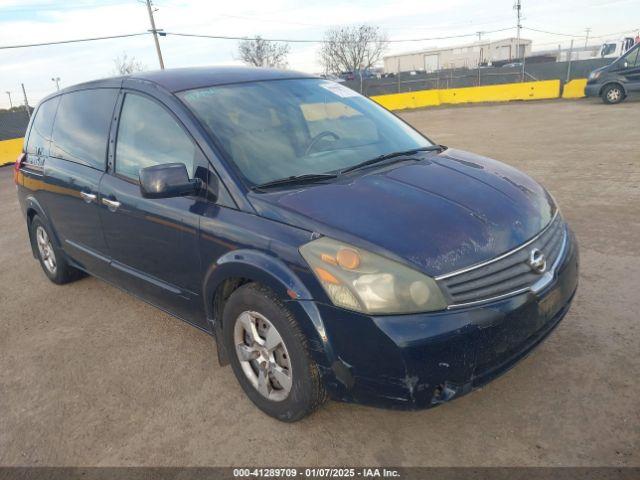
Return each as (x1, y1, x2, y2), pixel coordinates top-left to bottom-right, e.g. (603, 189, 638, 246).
(437, 214, 566, 308)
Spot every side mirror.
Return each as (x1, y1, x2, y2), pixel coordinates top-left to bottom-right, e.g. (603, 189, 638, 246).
(139, 163, 201, 199)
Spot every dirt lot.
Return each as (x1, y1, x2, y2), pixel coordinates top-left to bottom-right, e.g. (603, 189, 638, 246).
(0, 98, 638, 467)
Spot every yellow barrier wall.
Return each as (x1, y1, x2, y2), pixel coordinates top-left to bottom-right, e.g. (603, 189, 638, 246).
(0, 138, 23, 166)
(373, 89, 441, 110)
(372, 80, 561, 111)
(562, 79, 588, 99)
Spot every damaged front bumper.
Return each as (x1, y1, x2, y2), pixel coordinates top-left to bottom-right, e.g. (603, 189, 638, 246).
(316, 228, 579, 409)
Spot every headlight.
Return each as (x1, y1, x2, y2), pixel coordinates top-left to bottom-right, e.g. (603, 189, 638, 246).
(299, 237, 447, 314)
(589, 71, 601, 80)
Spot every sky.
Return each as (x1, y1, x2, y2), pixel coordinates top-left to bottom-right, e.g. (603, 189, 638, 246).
(0, 0, 639, 108)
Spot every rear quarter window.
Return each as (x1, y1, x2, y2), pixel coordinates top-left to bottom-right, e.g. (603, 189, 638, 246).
(26, 96, 60, 158)
(51, 89, 118, 170)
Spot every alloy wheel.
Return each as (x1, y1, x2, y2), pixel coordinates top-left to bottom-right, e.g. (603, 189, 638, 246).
(607, 88, 621, 103)
(36, 226, 57, 274)
(233, 310, 292, 402)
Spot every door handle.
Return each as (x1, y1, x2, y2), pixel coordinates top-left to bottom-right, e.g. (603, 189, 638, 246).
(101, 198, 121, 212)
(80, 191, 97, 204)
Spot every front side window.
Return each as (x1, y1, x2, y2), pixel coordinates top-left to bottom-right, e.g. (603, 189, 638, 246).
(179, 79, 432, 186)
(51, 89, 118, 169)
(620, 45, 639, 67)
(115, 93, 196, 181)
(26, 96, 60, 157)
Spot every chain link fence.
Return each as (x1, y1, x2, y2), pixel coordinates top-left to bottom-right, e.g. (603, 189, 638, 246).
(344, 58, 613, 97)
(0, 108, 31, 141)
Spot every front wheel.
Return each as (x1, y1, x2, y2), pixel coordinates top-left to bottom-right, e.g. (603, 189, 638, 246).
(601, 84, 625, 104)
(222, 283, 327, 422)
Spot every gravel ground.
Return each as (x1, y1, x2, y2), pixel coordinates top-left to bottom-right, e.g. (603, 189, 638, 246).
(0, 97, 638, 467)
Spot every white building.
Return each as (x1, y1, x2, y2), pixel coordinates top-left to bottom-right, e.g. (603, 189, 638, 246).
(384, 38, 533, 73)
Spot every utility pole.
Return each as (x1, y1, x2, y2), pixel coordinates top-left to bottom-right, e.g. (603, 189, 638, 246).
(514, 0, 524, 81)
(145, 0, 165, 69)
(566, 39, 574, 82)
(51, 77, 60, 91)
(584, 28, 591, 48)
(5, 91, 12, 108)
(476, 32, 483, 83)
(514, 0, 522, 61)
(21, 83, 30, 118)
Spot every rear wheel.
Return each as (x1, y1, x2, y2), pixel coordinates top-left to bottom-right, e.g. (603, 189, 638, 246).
(222, 283, 327, 422)
(601, 84, 625, 104)
(30, 215, 83, 284)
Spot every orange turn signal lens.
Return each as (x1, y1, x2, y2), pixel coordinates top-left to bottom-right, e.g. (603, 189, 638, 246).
(315, 267, 340, 285)
(337, 248, 360, 269)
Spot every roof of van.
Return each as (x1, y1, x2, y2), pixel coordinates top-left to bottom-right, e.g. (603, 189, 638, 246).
(130, 66, 316, 92)
(40, 67, 318, 105)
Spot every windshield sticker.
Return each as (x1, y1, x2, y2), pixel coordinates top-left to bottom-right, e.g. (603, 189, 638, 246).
(319, 82, 360, 98)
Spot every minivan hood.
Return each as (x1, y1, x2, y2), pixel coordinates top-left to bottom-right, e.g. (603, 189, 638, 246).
(248, 149, 556, 276)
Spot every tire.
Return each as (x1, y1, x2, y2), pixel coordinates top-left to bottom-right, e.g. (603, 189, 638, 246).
(601, 84, 625, 104)
(30, 215, 83, 285)
(222, 283, 327, 422)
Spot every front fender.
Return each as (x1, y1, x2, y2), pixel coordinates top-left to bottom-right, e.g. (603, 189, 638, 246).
(203, 249, 313, 311)
(202, 249, 337, 373)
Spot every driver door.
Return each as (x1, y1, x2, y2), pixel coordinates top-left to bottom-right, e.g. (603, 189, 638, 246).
(99, 91, 208, 326)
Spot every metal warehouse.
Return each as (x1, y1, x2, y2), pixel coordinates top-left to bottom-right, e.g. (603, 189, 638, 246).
(384, 37, 533, 73)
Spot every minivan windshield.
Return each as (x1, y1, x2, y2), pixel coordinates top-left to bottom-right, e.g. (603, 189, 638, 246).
(179, 78, 433, 186)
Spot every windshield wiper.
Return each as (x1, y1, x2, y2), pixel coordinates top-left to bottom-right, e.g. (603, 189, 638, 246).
(339, 145, 445, 175)
(250, 145, 445, 190)
(252, 173, 338, 191)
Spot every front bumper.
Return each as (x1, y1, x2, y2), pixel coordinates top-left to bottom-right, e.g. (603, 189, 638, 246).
(585, 83, 601, 97)
(315, 228, 579, 409)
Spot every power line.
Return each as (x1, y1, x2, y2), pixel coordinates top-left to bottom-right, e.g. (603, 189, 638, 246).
(523, 26, 586, 38)
(523, 25, 639, 39)
(1, 24, 634, 52)
(589, 27, 640, 39)
(164, 27, 516, 44)
(0, 27, 517, 51)
(0, 32, 148, 50)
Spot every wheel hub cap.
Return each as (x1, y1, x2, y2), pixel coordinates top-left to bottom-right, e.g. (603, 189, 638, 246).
(233, 310, 292, 402)
(36, 226, 56, 274)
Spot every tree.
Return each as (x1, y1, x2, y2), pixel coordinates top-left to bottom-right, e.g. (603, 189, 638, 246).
(238, 36, 290, 68)
(318, 25, 388, 75)
(113, 53, 145, 75)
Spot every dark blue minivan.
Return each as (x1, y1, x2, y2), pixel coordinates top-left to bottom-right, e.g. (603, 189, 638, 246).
(15, 67, 579, 421)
